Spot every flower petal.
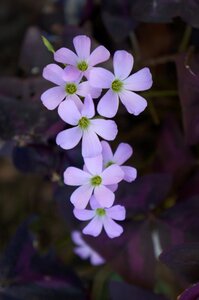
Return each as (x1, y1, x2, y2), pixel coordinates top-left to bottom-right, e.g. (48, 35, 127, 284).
(54, 47, 78, 65)
(71, 184, 93, 209)
(90, 196, 101, 209)
(91, 119, 118, 141)
(84, 155, 103, 175)
(58, 100, 81, 125)
(123, 67, 153, 91)
(103, 217, 123, 238)
(73, 208, 95, 220)
(43, 64, 65, 85)
(106, 205, 126, 220)
(113, 50, 134, 80)
(73, 35, 91, 60)
(90, 251, 105, 265)
(82, 130, 102, 158)
(119, 90, 147, 115)
(74, 246, 90, 259)
(106, 184, 118, 192)
(56, 127, 82, 150)
(71, 231, 85, 246)
(63, 65, 82, 82)
(88, 45, 110, 66)
(64, 167, 90, 185)
(94, 185, 115, 207)
(97, 89, 119, 118)
(41, 87, 66, 110)
(83, 216, 103, 237)
(101, 164, 124, 185)
(77, 81, 101, 99)
(89, 68, 114, 89)
(81, 94, 95, 118)
(101, 141, 113, 165)
(66, 95, 83, 111)
(121, 166, 137, 182)
(113, 143, 133, 165)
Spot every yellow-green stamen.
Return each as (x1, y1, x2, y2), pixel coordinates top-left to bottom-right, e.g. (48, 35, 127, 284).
(96, 208, 106, 216)
(77, 61, 88, 71)
(91, 175, 102, 186)
(111, 79, 123, 92)
(78, 117, 90, 130)
(65, 83, 77, 95)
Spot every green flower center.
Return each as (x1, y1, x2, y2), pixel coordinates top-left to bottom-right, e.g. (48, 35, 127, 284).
(77, 61, 88, 71)
(78, 117, 90, 130)
(91, 175, 102, 186)
(96, 208, 106, 216)
(111, 79, 123, 92)
(105, 161, 115, 168)
(65, 83, 77, 95)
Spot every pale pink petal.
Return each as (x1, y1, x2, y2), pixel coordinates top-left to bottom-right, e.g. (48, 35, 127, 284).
(94, 185, 114, 207)
(101, 141, 113, 164)
(56, 126, 82, 150)
(73, 208, 95, 220)
(54, 47, 78, 65)
(66, 95, 83, 110)
(88, 45, 110, 66)
(73, 35, 91, 60)
(106, 184, 118, 192)
(81, 94, 95, 118)
(101, 165, 124, 185)
(64, 167, 90, 186)
(123, 67, 153, 91)
(121, 166, 137, 182)
(84, 155, 103, 175)
(41, 87, 66, 110)
(58, 100, 81, 125)
(71, 231, 85, 246)
(97, 89, 119, 118)
(63, 65, 82, 82)
(89, 68, 114, 89)
(103, 217, 123, 238)
(113, 143, 133, 165)
(77, 81, 101, 99)
(71, 184, 93, 209)
(119, 90, 147, 115)
(90, 251, 105, 265)
(82, 130, 102, 158)
(113, 50, 134, 80)
(83, 216, 103, 237)
(74, 246, 90, 259)
(43, 64, 65, 85)
(106, 205, 126, 220)
(90, 196, 101, 209)
(91, 119, 118, 141)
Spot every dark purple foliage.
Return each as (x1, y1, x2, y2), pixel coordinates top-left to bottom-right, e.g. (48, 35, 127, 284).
(178, 283, 199, 300)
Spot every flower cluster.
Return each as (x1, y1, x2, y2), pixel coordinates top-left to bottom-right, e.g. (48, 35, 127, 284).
(41, 35, 152, 241)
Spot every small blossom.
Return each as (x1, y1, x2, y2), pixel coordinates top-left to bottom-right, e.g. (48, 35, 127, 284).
(89, 50, 153, 117)
(56, 95, 118, 158)
(41, 64, 101, 110)
(64, 155, 124, 209)
(71, 231, 105, 265)
(102, 141, 137, 183)
(74, 196, 126, 238)
(54, 35, 110, 78)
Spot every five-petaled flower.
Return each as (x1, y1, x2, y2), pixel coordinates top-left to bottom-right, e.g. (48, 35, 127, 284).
(64, 155, 124, 209)
(89, 50, 153, 117)
(41, 63, 101, 110)
(71, 230, 105, 265)
(56, 95, 118, 158)
(54, 35, 110, 79)
(74, 196, 126, 238)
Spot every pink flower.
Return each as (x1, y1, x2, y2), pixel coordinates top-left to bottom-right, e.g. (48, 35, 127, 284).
(54, 35, 110, 78)
(74, 196, 126, 238)
(89, 50, 153, 117)
(64, 155, 124, 209)
(102, 141, 137, 183)
(56, 95, 118, 158)
(71, 231, 105, 265)
(41, 63, 101, 110)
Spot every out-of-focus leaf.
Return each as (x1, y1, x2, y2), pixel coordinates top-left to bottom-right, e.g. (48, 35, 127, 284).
(178, 283, 199, 300)
(109, 280, 167, 300)
(176, 53, 199, 145)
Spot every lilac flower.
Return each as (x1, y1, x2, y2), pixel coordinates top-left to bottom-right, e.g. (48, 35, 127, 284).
(102, 141, 137, 183)
(89, 50, 153, 117)
(64, 155, 124, 209)
(56, 94, 118, 158)
(41, 63, 101, 110)
(54, 35, 110, 78)
(74, 196, 126, 238)
(71, 231, 105, 265)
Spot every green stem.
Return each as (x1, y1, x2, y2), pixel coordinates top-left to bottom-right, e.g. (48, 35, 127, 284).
(178, 25, 192, 53)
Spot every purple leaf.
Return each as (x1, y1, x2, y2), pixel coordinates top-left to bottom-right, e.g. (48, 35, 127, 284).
(178, 283, 199, 300)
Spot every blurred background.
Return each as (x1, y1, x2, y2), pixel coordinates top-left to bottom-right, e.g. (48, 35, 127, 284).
(1, 0, 199, 299)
